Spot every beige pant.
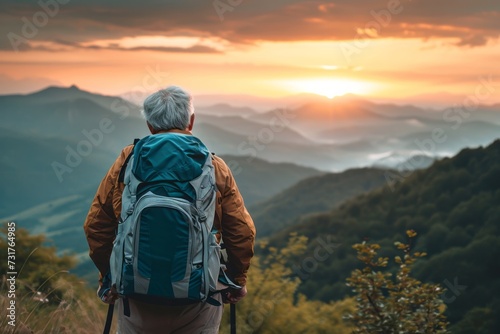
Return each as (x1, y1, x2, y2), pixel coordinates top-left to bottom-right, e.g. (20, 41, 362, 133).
(116, 294, 224, 334)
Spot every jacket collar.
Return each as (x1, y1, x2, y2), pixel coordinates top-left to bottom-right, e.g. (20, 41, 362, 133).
(156, 129, 192, 135)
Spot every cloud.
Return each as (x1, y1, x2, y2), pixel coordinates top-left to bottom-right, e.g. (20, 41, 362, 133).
(86, 44, 222, 53)
(0, 0, 498, 52)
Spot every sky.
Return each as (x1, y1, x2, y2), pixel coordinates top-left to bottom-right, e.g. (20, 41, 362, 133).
(0, 0, 499, 104)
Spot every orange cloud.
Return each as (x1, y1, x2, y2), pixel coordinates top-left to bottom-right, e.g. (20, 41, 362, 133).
(1, 0, 499, 53)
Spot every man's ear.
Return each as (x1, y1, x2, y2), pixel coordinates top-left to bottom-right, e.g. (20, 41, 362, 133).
(147, 122, 158, 134)
(188, 113, 195, 131)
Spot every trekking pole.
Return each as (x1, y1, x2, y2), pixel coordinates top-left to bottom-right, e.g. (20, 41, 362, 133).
(230, 303, 236, 334)
(103, 304, 114, 334)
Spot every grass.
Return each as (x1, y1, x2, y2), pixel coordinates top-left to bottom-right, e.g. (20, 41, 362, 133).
(0, 275, 114, 334)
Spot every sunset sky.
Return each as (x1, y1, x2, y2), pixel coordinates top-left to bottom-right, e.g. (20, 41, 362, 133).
(1, 0, 499, 104)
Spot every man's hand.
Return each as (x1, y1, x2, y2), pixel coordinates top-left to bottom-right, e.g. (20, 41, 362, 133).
(97, 272, 119, 304)
(223, 286, 247, 304)
(97, 281, 119, 304)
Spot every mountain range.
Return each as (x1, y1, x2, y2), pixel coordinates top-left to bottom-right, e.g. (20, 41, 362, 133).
(1, 83, 498, 222)
(1, 85, 499, 331)
(0, 86, 327, 275)
(264, 139, 500, 333)
(249, 167, 391, 237)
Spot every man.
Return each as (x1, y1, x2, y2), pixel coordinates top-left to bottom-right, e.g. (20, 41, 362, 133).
(84, 86, 256, 333)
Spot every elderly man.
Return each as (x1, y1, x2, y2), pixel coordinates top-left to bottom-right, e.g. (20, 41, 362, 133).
(84, 86, 256, 333)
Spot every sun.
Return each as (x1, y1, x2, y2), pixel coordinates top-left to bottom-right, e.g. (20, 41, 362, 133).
(285, 78, 375, 99)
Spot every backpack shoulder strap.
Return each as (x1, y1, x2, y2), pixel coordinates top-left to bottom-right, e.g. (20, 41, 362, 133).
(118, 138, 140, 183)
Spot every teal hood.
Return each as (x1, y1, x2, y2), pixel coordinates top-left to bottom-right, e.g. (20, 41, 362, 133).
(132, 133, 210, 183)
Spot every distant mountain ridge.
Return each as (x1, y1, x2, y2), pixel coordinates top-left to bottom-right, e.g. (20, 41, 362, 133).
(195, 113, 313, 145)
(4, 85, 499, 172)
(266, 139, 500, 332)
(249, 167, 391, 237)
(195, 103, 258, 117)
(218, 155, 324, 205)
(4, 85, 141, 117)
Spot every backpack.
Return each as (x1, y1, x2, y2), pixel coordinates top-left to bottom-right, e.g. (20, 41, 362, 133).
(109, 133, 238, 307)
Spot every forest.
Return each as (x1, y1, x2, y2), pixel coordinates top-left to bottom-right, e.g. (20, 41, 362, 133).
(267, 139, 500, 333)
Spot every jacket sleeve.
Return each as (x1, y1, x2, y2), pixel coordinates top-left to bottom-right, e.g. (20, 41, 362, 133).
(213, 156, 256, 286)
(83, 146, 133, 279)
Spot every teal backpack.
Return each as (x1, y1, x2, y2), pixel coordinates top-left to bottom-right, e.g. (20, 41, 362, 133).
(109, 133, 238, 310)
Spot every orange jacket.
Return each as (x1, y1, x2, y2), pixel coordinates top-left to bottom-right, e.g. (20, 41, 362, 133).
(83, 131, 256, 286)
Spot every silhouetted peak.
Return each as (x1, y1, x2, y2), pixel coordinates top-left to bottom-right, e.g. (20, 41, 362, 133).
(25, 85, 93, 101)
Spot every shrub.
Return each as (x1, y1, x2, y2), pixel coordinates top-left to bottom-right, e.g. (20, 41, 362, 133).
(345, 230, 449, 333)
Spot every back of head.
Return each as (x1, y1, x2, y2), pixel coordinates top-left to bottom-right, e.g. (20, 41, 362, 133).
(142, 86, 193, 131)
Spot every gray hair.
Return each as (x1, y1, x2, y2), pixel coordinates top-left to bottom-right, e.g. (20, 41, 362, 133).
(142, 86, 193, 131)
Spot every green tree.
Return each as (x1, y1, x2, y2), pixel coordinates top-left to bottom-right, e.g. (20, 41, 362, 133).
(219, 233, 354, 334)
(1, 222, 109, 333)
(345, 230, 449, 333)
(0, 222, 76, 302)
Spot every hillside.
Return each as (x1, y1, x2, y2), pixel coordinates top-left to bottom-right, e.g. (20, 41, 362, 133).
(267, 139, 500, 333)
(249, 168, 390, 237)
(0, 128, 111, 217)
(218, 155, 324, 205)
(0, 87, 149, 217)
